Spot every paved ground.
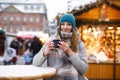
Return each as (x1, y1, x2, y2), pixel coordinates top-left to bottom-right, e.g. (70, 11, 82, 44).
(0, 56, 25, 65)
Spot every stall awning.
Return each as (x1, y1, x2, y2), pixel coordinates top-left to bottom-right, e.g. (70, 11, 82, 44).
(17, 31, 49, 39)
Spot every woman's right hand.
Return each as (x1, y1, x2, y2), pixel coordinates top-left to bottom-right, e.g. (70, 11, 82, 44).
(43, 40, 54, 56)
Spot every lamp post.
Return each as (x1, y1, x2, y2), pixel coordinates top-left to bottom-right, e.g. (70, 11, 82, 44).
(113, 25, 117, 80)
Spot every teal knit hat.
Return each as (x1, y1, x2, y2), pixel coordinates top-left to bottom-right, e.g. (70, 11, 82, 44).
(59, 14, 76, 28)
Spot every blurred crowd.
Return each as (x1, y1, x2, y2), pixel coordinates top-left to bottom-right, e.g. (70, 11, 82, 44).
(3, 36, 43, 65)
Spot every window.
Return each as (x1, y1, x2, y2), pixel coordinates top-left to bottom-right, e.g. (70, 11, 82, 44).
(3, 26, 6, 32)
(36, 16, 40, 23)
(36, 6, 40, 10)
(22, 25, 26, 31)
(23, 16, 27, 22)
(16, 16, 20, 22)
(29, 27, 32, 31)
(24, 6, 28, 10)
(36, 27, 39, 31)
(16, 26, 19, 32)
(30, 17, 33, 22)
(30, 6, 34, 10)
(10, 25, 13, 32)
(10, 16, 14, 21)
(3, 16, 7, 21)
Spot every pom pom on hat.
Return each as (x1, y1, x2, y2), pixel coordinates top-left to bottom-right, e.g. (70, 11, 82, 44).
(59, 14, 76, 28)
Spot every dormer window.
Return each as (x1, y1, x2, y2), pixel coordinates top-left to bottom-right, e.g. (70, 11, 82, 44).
(37, 6, 40, 10)
(31, 6, 34, 10)
(24, 6, 28, 10)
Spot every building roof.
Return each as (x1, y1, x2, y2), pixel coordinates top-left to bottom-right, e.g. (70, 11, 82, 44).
(110, 0, 120, 7)
(0, 0, 44, 4)
(0, 0, 47, 14)
(71, 0, 120, 16)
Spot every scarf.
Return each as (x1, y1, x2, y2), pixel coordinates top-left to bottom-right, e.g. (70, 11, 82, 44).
(60, 31, 72, 47)
(46, 31, 85, 80)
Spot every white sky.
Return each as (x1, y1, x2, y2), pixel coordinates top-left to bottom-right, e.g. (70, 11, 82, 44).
(42, 0, 96, 21)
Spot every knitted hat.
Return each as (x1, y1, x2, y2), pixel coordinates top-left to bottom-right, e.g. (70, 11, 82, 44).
(59, 14, 76, 28)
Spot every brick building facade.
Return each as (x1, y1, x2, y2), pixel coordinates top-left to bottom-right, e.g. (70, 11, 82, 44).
(0, 0, 48, 55)
(0, 0, 48, 34)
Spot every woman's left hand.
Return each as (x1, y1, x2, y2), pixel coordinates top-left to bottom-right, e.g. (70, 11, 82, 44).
(58, 41, 73, 57)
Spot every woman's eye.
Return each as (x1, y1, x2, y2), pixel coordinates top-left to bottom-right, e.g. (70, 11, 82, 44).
(67, 23, 72, 26)
(61, 23, 72, 26)
(61, 23, 65, 25)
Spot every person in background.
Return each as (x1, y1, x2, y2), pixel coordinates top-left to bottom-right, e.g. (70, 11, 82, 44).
(3, 47, 17, 65)
(23, 48, 33, 65)
(25, 39, 33, 51)
(32, 14, 88, 80)
(30, 36, 42, 57)
(10, 37, 19, 55)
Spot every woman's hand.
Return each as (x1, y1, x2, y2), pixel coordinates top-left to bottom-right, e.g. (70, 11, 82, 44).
(43, 40, 54, 56)
(58, 41, 73, 57)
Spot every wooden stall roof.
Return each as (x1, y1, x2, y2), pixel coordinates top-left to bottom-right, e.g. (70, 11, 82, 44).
(71, 0, 120, 21)
(110, 0, 120, 7)
(55, 0, 120, 27)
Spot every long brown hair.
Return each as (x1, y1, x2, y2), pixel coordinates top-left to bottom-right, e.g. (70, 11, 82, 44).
(57, 27, 79, 52)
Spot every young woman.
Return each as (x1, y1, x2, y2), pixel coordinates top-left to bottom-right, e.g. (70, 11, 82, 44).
(32, 14, 88, 80)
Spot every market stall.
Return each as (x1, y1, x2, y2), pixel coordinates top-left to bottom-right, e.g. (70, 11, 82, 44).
(68, 0, 120, 80)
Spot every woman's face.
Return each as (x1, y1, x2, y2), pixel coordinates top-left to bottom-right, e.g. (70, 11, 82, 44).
(60, 22, 72, 33)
